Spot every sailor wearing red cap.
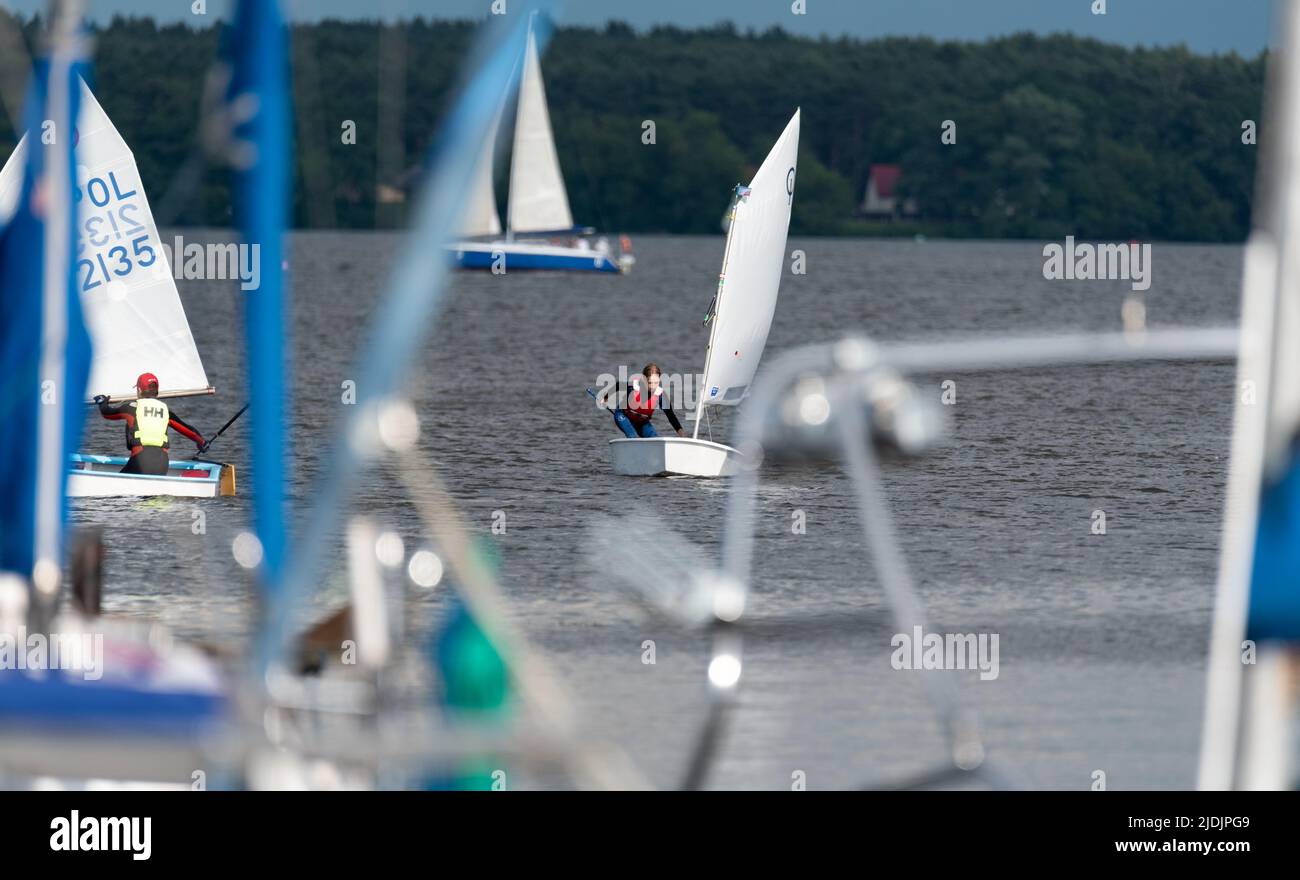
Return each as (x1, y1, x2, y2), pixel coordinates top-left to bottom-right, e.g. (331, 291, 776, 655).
(93, 373, 206, 475)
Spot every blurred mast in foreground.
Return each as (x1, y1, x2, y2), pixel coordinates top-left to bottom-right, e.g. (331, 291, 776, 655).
(259, 4, 536, 672)
(0, 0, 89, 625)
(242, 1, 643, 788)
(1199, 0, 1300, 790)
(219, 0, 291, 592)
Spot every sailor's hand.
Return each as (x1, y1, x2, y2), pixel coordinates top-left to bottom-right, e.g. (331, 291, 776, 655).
(92, 394, 108, 405)
(196, 439, 208, 454)
(676, 428, 685, 437)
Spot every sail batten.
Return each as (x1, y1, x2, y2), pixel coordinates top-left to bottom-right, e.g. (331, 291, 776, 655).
(506, 26, 573, 235)
(698, 110, 800, 409)
(0, 78, 209, 402)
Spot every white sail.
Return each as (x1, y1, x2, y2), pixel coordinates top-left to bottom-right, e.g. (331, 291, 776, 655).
(0, 149, 19, 224)
(507, 26, 573, 235)
(459, 105, 502, 238)
(0, 77, 209, 401)
(698, 109, 800, 408)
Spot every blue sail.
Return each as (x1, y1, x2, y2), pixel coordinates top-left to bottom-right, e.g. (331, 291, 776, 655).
(0, 36, 90, 588)
(220, 0, 292, 586)
(1247, 458, 1300, 640)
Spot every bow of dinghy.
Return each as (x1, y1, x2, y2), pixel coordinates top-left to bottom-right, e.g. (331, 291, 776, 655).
(608, 437, 741, 477)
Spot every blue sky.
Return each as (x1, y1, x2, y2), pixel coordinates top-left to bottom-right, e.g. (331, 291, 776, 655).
(0, 0, 1277, 55)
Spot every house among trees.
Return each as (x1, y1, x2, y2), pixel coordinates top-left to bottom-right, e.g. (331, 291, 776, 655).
(860, 163, 918, 219)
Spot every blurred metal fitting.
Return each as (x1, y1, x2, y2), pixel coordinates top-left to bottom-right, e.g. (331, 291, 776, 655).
(863, 369, 948, 457)
(832, 336, 879, 373)
(0, 573, 28, 633)
(69, 527, 105, 618)
(760, 367, 947, 460)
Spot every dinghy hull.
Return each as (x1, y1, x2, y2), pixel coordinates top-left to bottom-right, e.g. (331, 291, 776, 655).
(67, 454, 234, 498)
(608, 437, 740, 477)
(449, 241, 624, 273)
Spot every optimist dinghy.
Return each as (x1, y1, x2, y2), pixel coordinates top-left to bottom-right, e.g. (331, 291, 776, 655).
(0, 78, 232, 498)
(609, 109, 800, 477)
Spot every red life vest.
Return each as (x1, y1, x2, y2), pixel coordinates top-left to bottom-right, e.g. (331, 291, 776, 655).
(624, 379, 661, 425)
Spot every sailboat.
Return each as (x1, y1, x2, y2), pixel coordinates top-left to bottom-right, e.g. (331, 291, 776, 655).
(0, 77, 233, 498)
(448, 22, 632, 274)
(609, 109, 800, 477)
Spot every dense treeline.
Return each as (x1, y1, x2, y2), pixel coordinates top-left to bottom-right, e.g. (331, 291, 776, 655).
(0, 13, 1266, 241)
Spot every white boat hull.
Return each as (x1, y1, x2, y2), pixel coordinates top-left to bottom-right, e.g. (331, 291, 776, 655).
(608, 437, 740, 477)
(67, 454, 234, 498)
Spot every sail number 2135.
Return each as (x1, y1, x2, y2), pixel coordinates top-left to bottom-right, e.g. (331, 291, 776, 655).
(74, 170, 157, 292)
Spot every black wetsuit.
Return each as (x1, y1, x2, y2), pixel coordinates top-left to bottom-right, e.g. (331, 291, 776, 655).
(98, 398, 204, 475)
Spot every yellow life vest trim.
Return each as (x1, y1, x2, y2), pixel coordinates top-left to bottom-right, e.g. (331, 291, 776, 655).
(133, 399, 170, 447)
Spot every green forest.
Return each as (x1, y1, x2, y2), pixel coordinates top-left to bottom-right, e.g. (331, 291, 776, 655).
(0, 13, 1267, 241)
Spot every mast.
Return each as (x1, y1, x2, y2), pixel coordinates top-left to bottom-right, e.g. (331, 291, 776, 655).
(693, 186, 745, 439)
(33, 0, 85, 614)
(503, 12, 535, 244)
(1198, 0, 1300, 789)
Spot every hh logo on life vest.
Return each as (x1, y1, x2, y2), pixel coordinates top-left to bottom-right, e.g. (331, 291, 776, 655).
(141, 405, 165, 419)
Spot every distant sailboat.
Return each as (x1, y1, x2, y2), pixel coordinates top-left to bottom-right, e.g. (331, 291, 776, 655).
(449, 21, 631, 274)
(0, 77, 233, 497)
(609, 109, 800, 477)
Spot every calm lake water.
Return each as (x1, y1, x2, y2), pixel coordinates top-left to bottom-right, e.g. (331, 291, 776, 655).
(71, 233, 1242, 790)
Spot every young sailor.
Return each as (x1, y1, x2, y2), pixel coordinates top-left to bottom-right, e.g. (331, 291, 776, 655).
(604, 363, 685, 438)
(94, 373, 206, 475)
